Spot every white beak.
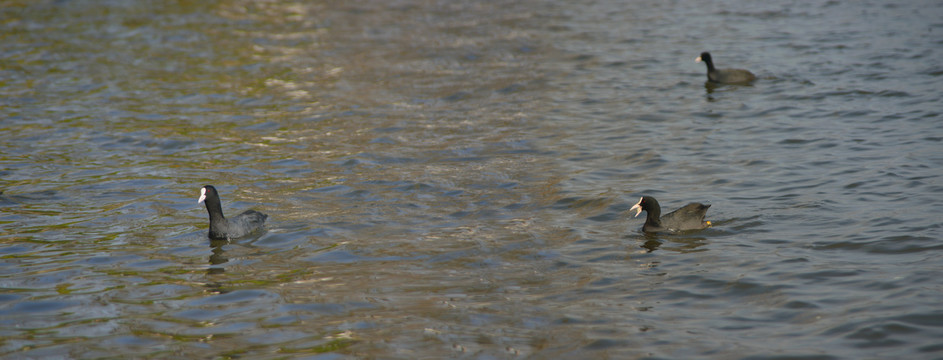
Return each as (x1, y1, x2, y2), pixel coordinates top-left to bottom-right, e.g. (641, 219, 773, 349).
(695, 55, 702, 62)
(629, 197, 643, 217)
(198, 187, 206, 204)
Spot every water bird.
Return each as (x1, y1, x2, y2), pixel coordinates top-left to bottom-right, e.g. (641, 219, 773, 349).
(198, 185, 268, 240)
(629, 196, 711, 233)
(695, 52, 756, 84)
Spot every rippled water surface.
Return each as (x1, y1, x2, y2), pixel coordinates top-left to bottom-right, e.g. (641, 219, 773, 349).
(2, 0, 942, 358)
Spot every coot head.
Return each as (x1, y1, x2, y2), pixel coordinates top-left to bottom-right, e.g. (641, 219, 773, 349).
(630, 196, 661, 218)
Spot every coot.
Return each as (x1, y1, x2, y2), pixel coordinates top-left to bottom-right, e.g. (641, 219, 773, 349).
(629, 196, 711, 233)
(198, 185, 268, 240)
(695, 52, 756, 84)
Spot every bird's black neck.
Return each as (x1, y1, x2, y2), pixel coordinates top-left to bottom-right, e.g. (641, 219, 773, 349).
(645, 209, 662, 228)
(205, 199, 227, 223)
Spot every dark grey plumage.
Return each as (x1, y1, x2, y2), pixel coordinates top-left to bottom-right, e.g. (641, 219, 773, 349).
(695, 52, 756, 84)
(629, 196, 711, 233)
(198, 185, 267, 240)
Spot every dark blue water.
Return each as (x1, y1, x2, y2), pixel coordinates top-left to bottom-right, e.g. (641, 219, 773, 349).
(2, 0, 942, 358)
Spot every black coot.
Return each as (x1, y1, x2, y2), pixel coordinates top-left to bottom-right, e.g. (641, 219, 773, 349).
(629, 196, 711, 233)
(695, 52, 756, 84)
(198, 185, 268, 240)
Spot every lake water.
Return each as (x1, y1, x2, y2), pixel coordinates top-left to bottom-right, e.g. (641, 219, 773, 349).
(2, 0, 942, 358)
